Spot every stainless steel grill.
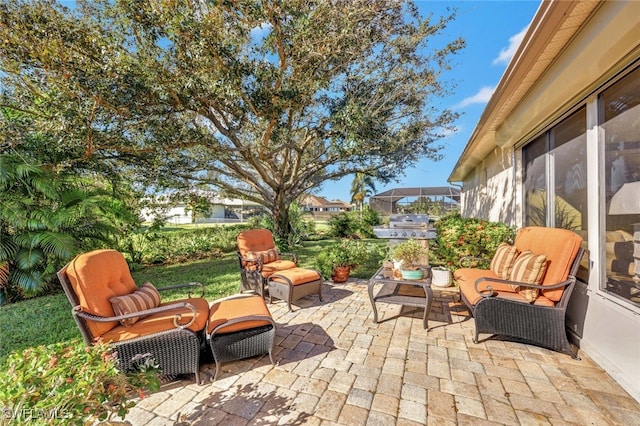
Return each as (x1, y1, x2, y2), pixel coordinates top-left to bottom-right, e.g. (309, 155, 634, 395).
(373, 214, 436, 243)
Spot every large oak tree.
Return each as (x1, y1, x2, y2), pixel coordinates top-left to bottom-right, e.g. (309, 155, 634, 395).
(0, 0, 464, 239)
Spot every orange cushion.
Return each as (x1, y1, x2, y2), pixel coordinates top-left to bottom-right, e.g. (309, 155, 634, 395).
(260, 260, 297, 277)
(509, 251, 548, 303)
(100, 297, 210, 343)
(490, 243, 519, 279)
(514, 227, 582, 301)
(237, 229, 277, 256)
(110, 282, 161, 326)
(66, 249, 137, 338)
(207, 295, 273, 335)
(270, 268, 322, 286)
(456, 268, 515, 306)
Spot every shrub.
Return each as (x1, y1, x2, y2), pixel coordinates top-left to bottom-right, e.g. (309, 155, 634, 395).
(116, 224, 248, 268)
(0, 340, 160, 425)
(328, 210, 380, 239)
(315, 239, 373, 279)
(430, 212, 515, 271)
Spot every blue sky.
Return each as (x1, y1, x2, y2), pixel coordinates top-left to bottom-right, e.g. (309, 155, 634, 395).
(320, 0, 540, 202)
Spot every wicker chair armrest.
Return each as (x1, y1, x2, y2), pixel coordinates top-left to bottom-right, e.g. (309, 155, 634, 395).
(474, 276, 575, 299)
(459, 256, 490, 268)
(73, 301, 197, 329)
(238, 254, 264, 271)
(157, 282, 205, 298)
(280, 252, 298, 264)
(210, 314, 276, 336)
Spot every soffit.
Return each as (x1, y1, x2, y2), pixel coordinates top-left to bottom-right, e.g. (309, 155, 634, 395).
(449, 0, 601, 182)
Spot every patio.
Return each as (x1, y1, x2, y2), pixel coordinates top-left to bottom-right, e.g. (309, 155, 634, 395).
(122, 279, 640, 425)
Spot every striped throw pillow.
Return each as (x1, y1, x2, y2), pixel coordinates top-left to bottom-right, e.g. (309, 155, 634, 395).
(110, 282, 161, 326)
(490, 243, 519, 279)
(246, 248, 280, 265)
(509, 251, 548, 303)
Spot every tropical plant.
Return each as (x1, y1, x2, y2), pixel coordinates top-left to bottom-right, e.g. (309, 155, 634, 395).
(0, 155, 121, 303)
(0, 0, 464, 243)
(0, 340, 160, 425)
(315, 239, 372, 279)
(351, 173, 377, 213)
(391, 239, 428, 269)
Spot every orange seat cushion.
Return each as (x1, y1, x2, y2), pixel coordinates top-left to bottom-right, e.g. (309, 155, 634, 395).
(100, 297, 210, 343)
(270, 268, 322, 286)
(207, 295, 273, 335)
(455, 268, 514, 306)
(260, 260, 298, 277)
(66, 249, 138, 338)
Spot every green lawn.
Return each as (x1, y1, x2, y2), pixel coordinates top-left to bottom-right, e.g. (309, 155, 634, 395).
(0, 239, 384, 365)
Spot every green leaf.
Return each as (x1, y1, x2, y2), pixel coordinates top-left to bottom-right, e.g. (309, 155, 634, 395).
(15, 248, 45, 270)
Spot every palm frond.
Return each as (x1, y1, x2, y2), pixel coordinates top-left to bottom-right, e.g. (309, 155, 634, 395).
(11, 268, 44, 294)
(14, 248, 45, 270)
(0, 236, 18, 261)
(32, 232, 77, 259)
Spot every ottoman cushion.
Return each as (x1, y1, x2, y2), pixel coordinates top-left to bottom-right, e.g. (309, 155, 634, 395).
(208, 295, 273, 335)
(271, 268, 322, 285)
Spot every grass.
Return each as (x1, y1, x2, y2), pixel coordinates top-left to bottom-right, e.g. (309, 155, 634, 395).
(0, 238, 385, 365)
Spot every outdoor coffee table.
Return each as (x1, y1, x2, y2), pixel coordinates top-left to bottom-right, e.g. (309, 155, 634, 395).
(367, 266, 433, 330)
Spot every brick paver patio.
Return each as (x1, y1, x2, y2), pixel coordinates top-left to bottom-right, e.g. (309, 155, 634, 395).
(121, 279, 640, 425)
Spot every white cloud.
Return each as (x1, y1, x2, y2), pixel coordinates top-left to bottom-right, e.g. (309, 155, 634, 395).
(493, 25, 529, 65)
(456, 86, 495, 108)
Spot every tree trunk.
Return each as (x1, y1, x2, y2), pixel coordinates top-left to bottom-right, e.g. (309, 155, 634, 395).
(271, 197, 292, 245)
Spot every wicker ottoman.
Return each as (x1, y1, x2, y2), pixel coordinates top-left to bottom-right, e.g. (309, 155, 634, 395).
(207, 294, 276, 380)
(267, 268, 323, 311)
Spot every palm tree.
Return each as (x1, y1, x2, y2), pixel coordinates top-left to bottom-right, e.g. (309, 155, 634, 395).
(0, 155, 118, 303)
(350, 173, 377, 214)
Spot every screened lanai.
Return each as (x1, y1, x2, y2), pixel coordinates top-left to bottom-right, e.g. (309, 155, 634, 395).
(369, 186, 461, 215)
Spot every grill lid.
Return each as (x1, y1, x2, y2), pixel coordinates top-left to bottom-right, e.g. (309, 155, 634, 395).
(373, 214, 436, 240)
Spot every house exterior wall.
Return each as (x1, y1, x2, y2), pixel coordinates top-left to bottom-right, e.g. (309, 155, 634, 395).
(454, 1, 640, 401)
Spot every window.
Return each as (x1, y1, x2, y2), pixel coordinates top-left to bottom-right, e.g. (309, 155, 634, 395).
(601, 66, 640, 306)
(523, 108, 587, 231)
(523, 108, 588, 280)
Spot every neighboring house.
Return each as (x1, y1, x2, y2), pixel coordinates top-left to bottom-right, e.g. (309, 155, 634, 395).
(449, 1, 639, 401)
(141, 195, 264, 224)
(300, 195, 353, 213)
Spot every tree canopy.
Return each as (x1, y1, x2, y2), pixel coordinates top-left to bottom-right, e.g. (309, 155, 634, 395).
(0, 0, 464, 239)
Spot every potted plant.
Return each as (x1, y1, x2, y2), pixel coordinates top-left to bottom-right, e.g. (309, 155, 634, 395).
(316, 239, 370, 283)
(391, 239, 428, 280)
(431, 266, 453, 287)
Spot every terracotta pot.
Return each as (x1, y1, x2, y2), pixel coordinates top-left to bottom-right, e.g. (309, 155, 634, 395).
(331, 266, 351, 283)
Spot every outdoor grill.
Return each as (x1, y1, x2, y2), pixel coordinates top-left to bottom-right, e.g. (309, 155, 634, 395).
(373, 214, 436, 245)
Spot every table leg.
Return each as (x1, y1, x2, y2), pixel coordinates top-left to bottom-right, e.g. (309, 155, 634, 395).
(422, 284, 433, 330)
(368, 280, 379, 324)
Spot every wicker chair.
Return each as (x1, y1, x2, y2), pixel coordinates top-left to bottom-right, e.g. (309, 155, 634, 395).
(57, 249, 210, 383)
(455, 227, 584, 358)
(236, 228, 298, 296)
(207, 293, 276, 380)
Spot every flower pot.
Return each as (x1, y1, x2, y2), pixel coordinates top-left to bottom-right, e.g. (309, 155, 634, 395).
(331, 266, 351, 283)
(432, 267, 452, 287)
(400, 268, 424, 280)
